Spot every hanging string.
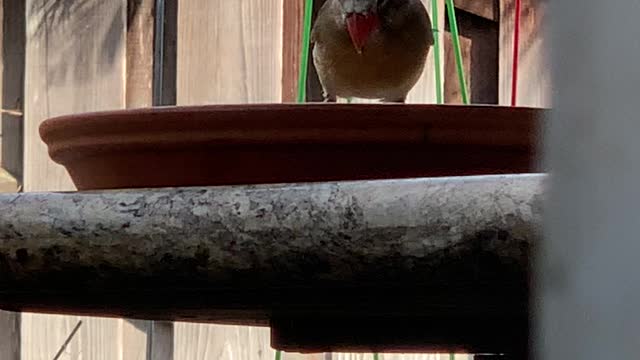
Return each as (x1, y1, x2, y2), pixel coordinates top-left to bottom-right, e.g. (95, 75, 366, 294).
(431, 0, 443, 104)
(445, 0, 469, 104)
(297, 0, 315, 103)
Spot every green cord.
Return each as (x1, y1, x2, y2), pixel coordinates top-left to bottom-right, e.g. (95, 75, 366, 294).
(275, 350, 283, 360)
(449, 354, 455, 360)
(374, 353, 380, 360)
(445, 0, 469, 104)
(297, 0, 315, 103)
(431, 0, 443, 104)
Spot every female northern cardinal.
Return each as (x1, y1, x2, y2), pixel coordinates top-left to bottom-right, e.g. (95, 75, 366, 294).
(312, 0, 434, 103)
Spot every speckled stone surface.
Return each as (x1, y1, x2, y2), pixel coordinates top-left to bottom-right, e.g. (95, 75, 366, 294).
(0, 174, 543, 329)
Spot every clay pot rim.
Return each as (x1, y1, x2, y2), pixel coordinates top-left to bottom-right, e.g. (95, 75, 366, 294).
(41, 102, 546, 123)
(40, 103, 546, 135)
(40, 103, 546, 164)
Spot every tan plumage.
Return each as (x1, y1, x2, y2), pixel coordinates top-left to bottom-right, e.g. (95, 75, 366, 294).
(312, 0, 434, 103)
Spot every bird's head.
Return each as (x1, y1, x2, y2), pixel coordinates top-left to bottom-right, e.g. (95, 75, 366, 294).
(337, 0, 386, 53)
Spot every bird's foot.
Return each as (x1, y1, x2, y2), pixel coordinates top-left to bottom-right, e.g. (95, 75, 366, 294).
(323, 95, 337, 103)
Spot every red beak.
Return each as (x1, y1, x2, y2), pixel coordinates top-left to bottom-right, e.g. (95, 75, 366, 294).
(345, 12, 380, 54)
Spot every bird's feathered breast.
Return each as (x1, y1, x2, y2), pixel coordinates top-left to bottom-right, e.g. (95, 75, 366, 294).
(311, 0, 434, 100)
(378, 0, 434, 47)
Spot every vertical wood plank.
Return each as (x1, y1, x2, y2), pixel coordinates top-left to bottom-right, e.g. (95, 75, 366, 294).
(177, 0, 283, 105)
(127, 0, 154, 108)
(174, 323, 275, 360)
(24, 0, 127, 191)
(0, 0, 25, 183)
(499, 0, 550, 107)
(0, 167, 17, 192)
(21, 314, 123, 360)
(122, 320, 149, 360)
(0, 311, 20, 360)
(282, 0, 304, 102)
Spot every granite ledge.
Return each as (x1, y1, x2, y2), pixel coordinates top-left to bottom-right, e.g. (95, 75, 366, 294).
(0, 174, 544, 352)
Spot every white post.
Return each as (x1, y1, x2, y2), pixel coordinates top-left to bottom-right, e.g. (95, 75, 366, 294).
(537, 0, 640, 359)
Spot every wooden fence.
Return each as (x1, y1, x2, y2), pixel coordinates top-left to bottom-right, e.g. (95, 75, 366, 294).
(0, 0, 549, 359)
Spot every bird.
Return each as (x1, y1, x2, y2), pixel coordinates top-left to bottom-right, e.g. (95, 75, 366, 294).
(311, 0, 434, 103)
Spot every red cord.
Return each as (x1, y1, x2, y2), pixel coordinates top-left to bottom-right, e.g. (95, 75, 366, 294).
(511, 0, 522, 107)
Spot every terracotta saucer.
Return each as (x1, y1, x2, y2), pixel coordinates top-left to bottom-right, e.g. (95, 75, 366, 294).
(39, 103, 545, 190)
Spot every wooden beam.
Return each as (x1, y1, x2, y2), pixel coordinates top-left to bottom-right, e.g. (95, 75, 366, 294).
(455, 0, 499, 21)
